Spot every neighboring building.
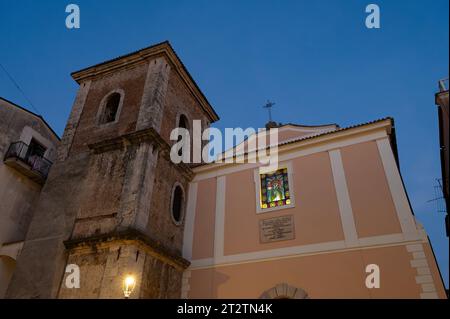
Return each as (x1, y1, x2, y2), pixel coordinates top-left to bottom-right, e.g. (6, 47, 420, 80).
(435, 78, 449, 236)
(2, 42, 446, 299)
(0, 97, 59, 298)
(183, 119, 447, 299)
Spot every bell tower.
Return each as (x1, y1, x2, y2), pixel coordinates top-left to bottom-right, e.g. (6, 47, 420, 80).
(6, 41, 219, 299)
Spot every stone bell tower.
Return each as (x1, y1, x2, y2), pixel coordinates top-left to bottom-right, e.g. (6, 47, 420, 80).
(6, 41, 219, 298)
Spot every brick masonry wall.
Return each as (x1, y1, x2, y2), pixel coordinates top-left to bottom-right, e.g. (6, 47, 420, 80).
(58, 242, 184, 299)
(159, 66, 211, 148)
(140, 250, 183, 299)
(145, 153, 190, 256)
(71, 147, 128, 239)
(136, 57, 171, 132)
(69, 62, 148, 155)
(57, 80, 91, 162)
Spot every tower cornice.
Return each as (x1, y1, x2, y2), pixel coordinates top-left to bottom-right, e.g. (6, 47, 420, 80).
(71, 41, 219, 123)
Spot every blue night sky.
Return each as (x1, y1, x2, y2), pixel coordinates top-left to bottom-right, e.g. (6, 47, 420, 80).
(1, 0, 448, 287)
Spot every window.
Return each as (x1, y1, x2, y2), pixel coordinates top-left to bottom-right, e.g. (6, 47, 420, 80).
(171, 184, 185, 224)
(255, 163, 295, 213)
(26, 138, 46, 159)
(99, 92, 122, 125)
(177, 114, 189, 157)
(260, 168, 291, 209)
(178, 114, 188, 130)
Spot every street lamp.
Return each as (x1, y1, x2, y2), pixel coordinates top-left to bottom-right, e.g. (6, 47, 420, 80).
(123, 274, 136, 299)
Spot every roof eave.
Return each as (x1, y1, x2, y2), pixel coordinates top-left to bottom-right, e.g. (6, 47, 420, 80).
(0, 97, 61, 141)
(193, 117, 394, 174)
(71, 41, 219, 123)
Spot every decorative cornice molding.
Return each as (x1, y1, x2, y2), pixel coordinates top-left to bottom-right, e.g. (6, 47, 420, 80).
(71, 41, 219, 123)
(63, 228, 190, 271)
(88, 127, 164, 153)
(87, 128, 194, 180)
(192, 118, 393, 177)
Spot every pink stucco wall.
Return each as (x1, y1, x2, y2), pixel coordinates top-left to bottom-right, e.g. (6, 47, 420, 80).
(341, 141, 402, 237)
(187, 130, 446, 299)
(189, 245, 431, 299)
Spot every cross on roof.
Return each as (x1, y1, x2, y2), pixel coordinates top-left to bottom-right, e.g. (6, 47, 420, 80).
(263, 100, 276, 122)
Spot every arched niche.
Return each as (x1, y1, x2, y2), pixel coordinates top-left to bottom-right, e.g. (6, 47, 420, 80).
(259, 283, 309, 299)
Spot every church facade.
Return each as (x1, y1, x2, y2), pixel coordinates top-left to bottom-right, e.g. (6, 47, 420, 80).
(184, 120, 446, 298)
(1, 41, 446, 299)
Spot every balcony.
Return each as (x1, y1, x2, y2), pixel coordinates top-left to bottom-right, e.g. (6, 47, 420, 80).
(3, 141, 53, 184)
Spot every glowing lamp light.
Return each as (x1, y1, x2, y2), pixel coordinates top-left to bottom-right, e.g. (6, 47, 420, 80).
(123, 274, 136, 299)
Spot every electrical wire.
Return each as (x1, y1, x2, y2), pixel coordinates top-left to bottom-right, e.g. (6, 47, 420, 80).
(0, 62, 41, 115)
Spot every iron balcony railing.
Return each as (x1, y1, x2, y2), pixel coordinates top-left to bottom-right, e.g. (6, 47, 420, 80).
(4, 141, 53, 178)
